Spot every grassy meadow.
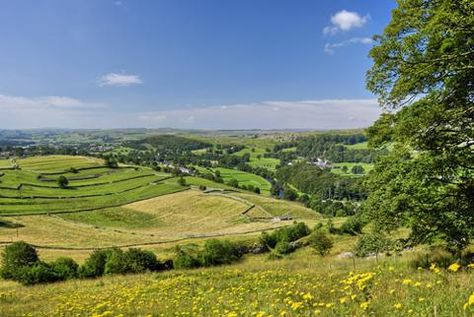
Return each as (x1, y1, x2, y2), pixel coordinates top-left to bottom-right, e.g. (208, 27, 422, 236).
(1, 248, 473, 316)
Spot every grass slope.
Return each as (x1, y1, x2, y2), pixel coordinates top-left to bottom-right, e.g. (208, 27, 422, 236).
(1, 248, 472, 316)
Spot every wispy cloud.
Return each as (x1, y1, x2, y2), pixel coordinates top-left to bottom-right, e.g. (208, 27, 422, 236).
(324, 37, 373, 54)
(0, 94, 380, 130)
(323, 10, 370, 35)
(98, 73, 142, 87)
(0, 94, 103, 110)
(137, 99, 381, 130)
(0, 93, 106, 128)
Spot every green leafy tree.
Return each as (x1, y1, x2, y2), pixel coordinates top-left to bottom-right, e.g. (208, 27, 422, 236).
(365, 0, 474, 254)
(354, 232, 393, 260)
(57, 175, 69, 188)
(309, 230, 333, 256)
(0, 241, 39, 279)
(351, 165, 365, 175)
(177, 176, 186, 186)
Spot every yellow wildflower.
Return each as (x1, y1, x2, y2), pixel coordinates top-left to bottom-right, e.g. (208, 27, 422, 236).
(448, 262, 461, 272)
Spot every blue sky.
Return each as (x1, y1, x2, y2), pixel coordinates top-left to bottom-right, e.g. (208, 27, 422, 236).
(0, 0, 396, 129)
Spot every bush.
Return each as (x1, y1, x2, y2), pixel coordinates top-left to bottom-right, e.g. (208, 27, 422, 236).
(124, 248, 161, 273)
(339, 217, 364, 235)
(201, 239, 241, 266)
(174, 245, 202, 269)
(17, 262, 60, 286)
(354, 232, 393, 258)
(259, 223, 310, 255)
(199, 185, 207, 191)
(410, 249, 456, 270)
(51, 257, 79, 280)
(0, 241, 39, 280)
(57, 175, 69, 188)
(177, 177, 186, 186)
(259, 231, 278, 249)
(275, 222, 310, 243)
(274, 241, 295, 255)
(309, 231, 333, 256)
(79, 249, 110, 278)
(104, 248, 128, 275)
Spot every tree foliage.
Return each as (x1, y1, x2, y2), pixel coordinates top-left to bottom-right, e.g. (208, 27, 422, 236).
(365, 0, 474, 253)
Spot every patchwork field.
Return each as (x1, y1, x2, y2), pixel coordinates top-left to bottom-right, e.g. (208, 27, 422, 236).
(0, 155, 318, 260)
(0, 156, 186, 215)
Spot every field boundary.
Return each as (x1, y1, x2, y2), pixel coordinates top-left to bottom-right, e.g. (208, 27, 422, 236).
(0, 186, 190, 217)
(0, 224, 286, 250)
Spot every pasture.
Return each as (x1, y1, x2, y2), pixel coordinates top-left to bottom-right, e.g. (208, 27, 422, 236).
(214, 167, 272, 194)
(0, 156, 184, 215)
(0, 155, 318, 262)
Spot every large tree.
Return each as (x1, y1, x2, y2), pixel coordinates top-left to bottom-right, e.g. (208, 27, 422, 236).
(365, 0, 473, 253)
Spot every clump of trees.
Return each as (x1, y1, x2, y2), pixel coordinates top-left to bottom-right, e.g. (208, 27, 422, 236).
(260, 222, 311, 256)
(0, 242, 170, 285)
(174, 239, 243, 269)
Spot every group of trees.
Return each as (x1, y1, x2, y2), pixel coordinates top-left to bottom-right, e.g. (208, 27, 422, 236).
(0, 242, 170, 285)
(174, 239, 243, 269)
(295, 134, 378, 163)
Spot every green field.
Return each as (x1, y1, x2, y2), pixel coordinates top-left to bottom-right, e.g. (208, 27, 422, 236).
(0, 155, 185, 215)
(344, 141, 369, 150)
(331, 162, 374, 175)
(214, 167, 272, 194)
(234, 147, 281, 170)
(0, 155, 317, 254)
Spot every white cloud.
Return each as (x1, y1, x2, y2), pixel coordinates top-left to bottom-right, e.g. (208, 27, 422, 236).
(0, 93, 107, 128)
(0, 94, 381, 130)
(137, 99, 381, 130)
(0, 94, 103, 110)
(323, 10, 370, 35)
(98, 73, 142, 87)
(324, 37, 373, 54)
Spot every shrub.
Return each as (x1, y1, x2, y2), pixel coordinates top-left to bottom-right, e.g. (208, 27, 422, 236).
(259, 231, 277, 249)
(354, 232, 393, 258)
(410, 249, 456, 270)
(0, 241, 39, 280)
(227, 178, 239, 188)
(174, 245, 202, 269)
(51, 257, 79, 280)
(124, 248, 161, 273)
(274, 241, 295, 255)
(199, 185, 207, 191)
(177, 177, 186, 186)
(275, 222, 310, 243)
(309, 231, 333, 256)
(201, 239, 241, 266)
(339, 217, 364, 235)
(79, 249, 110, 278)
(17, 262, 60, 285)
(57, 175, 69, 188)
(104, 248, 128, 275)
